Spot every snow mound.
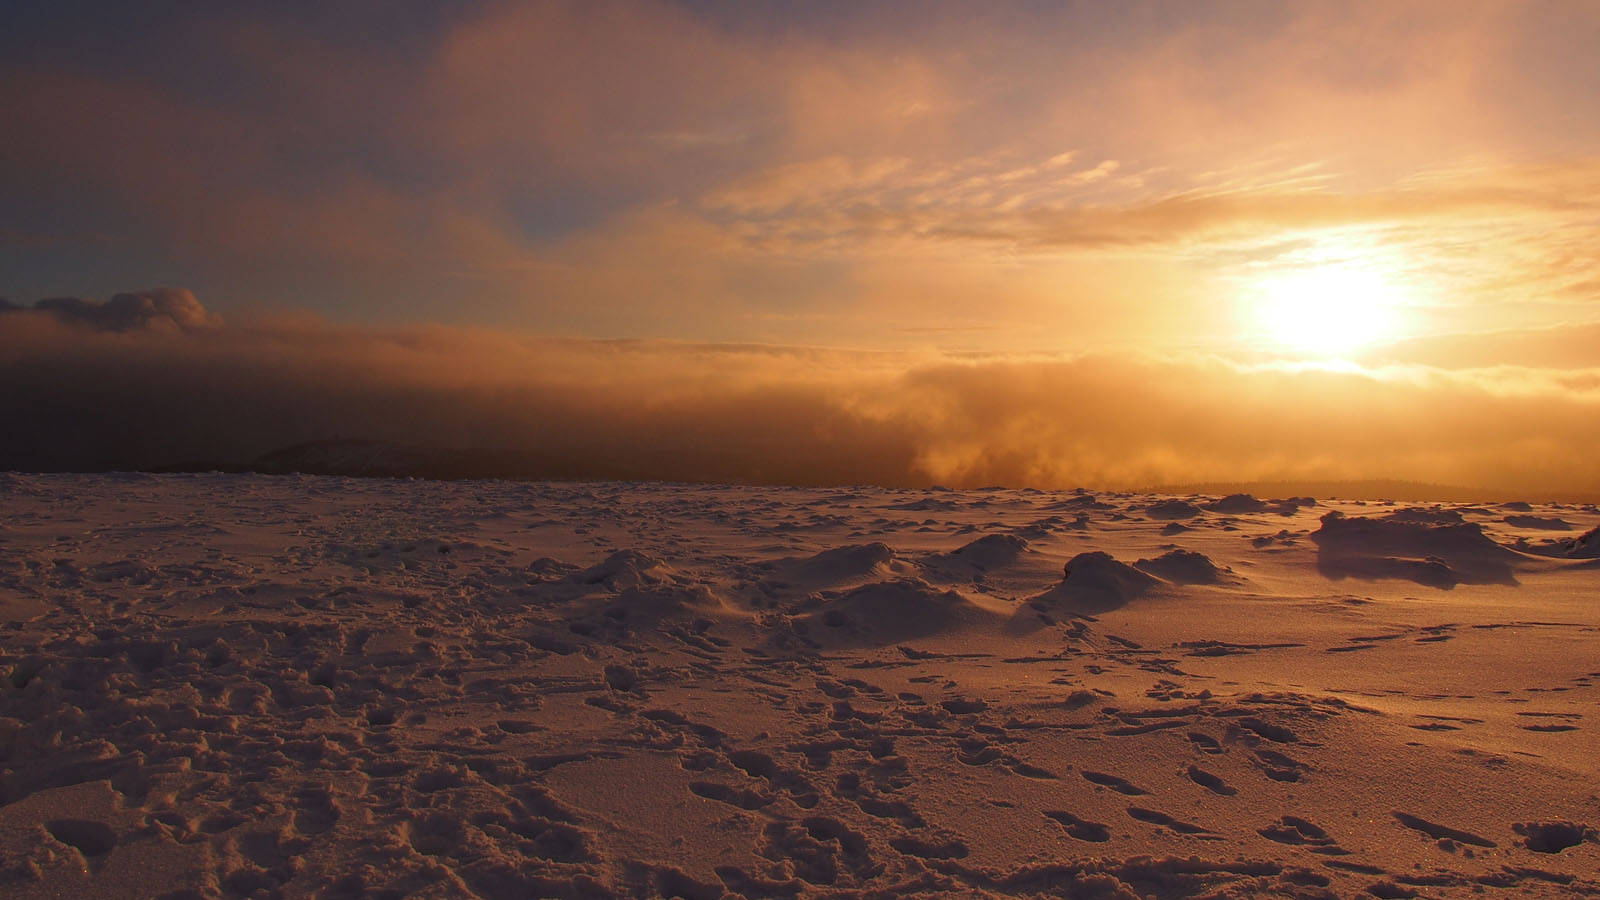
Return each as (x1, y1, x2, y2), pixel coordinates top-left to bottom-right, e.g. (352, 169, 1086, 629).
(1520, 525, 1600, 559)
(884, 497, 959, 512)
(1311, 511, 1522, 588)
(568, 550, 676, 590)
(528, 556, 580, 579)
(799, 578, 996, 644)
(1134, 549, 1227, 584)
(792, 542, 898, 582)
(806, 534, 896, 570)
(1043, 492, 1115, 511)
(1384, 507, 1465, 526)
(1204, 494, 1266, 514)
(1504, 514, 1573, 531)
(1033, 551, 1162, 614)
(944, 534, 1029, 570)
(1145, 499, 1202, 520)
(564, 553, 729, 626)
(605, 584, 724, 619)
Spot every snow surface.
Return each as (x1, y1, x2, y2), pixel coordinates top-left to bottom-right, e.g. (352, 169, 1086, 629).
(0, 474, 1597, 898)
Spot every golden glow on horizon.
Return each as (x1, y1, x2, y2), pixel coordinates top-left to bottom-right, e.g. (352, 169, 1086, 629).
(1251, 263, 1409, 357)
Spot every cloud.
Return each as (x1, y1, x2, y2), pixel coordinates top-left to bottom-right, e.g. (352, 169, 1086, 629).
(3, 288, 220, 333)
(4, 1, 1600, 346)
(3, 291, 1599, 499)
(702, 156, 1600, 255)
(1361, 323, 1600, 372)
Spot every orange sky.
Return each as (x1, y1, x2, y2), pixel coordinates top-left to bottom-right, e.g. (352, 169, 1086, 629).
(3, 1, 1600, 493)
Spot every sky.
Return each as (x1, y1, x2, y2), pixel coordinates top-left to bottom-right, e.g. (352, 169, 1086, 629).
(4, 1, 1600, 496)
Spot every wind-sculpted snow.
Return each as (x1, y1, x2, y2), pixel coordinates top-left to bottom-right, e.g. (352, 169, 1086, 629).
(1311, 510, 1528, 588)
(0, 475, 1596, 899)
(794, 578, 1001, 646)
(779, 543, 903, 586)
(1144, 499, 1205, 520)
(938, 534, 1031, 571)
(1050, 550, 1163, 610)
(1520, 524, 1600, 560)
(1134, 548, 1230, 584)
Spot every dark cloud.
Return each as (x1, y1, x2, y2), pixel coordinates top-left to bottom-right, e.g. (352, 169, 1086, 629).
(2, 291, 1598, 499)
(5, 288, 220, 333)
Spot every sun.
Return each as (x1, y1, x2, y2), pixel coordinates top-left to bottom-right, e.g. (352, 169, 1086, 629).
(1251, 264, 1406, 357)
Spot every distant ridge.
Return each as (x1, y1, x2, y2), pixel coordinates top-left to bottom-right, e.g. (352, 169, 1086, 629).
(144, 440, 1600, 503)
(1143, 480, 1599, 505)
(149, 437, 883, 486)
(151, 439, 618, 482)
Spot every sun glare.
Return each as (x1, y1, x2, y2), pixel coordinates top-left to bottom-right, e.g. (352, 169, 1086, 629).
(1252, 264, 1406, 357)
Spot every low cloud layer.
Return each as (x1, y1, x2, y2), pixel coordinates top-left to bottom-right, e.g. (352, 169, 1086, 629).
(3, 292, 1598, 500)
(1, 288, 219, 333)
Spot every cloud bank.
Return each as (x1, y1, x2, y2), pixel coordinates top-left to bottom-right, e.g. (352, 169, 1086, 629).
(4, 292, 1598, 499)
(2, 288, 219, 333)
